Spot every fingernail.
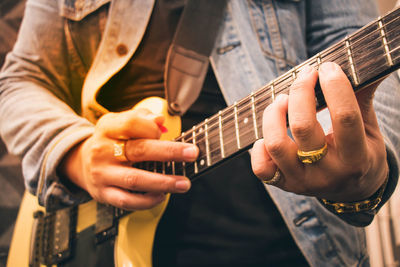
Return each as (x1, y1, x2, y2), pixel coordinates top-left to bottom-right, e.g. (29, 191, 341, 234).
(175, 180, 191, 192)
(297, 65, 314, 78)
(319, 62, 338, 73)
(182, 146, 198, 160)
(275, 93, 287, 103)
(158, 124, 168, 133)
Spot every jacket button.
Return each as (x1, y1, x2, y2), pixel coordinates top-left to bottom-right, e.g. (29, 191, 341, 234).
(116, 44, 128, 56)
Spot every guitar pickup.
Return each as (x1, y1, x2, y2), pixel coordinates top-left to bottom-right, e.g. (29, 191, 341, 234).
(31, 207, 76, 266)
(94, 203, 118, 244)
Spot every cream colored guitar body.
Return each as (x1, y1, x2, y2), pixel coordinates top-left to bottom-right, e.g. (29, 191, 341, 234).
(7, 97, 181, 267)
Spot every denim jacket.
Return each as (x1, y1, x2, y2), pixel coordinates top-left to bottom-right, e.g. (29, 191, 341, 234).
(1, 0, 400, 266)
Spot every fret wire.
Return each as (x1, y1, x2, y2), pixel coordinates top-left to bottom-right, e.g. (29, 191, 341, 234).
(292, 67, 297, 80)
(342, 11, 399, 54)
(315, 39, 347, 63)
(182, 66, 314, 146)
(233, 102, 241, 149)
(179, 105, 233, 143)
(378, 18, 394, 66)
(192, 126, 198, 174)
(184, 80, 296, 146)
(349, 32, 384, 58)
(314, 16, 397, 68)
(172, 161, 175, 175)
(338, 15, 400, 61)
(161, 48, 397, 175)
(195, 119, 268, 164)
(201, 105, 254, 144)
(186, 53, 396, 166)
(353, 56, 388, 80)
(179, 86, 256, 143)
(273, 72, 292, 88)
(192, 130, 251, 170)
(191, 97, 279, 157)
(352, 11, 400, 41)
(316, 53, 322, 68)
(351, 34, 391, 62)
(218, 111, 225, 158)
(345, 37, 360, 85)
(181, 135, 186, 176)
(212, 56, 388, 146)
(185, 95, 266, 145)
(271, 82, 276, 101)
(200, 118, 271, 159)
(183, 88, 285, 146)
(177, 11, 400, 147)
(204, 118, 211, 166)
(175, 10, 400, 178)
(162, 161, 165, 175)
(338, 35, 398, 78)
(311, 13, 395, 77)
(251, 92, 259, 139)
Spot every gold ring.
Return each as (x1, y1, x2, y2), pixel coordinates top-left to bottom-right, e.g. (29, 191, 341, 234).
(297, 143, 328, 164)
(262, 168, 282, 185)
(114, 140, 129, 162)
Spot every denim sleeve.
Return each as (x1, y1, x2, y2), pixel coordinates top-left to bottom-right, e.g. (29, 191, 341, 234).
(307, 0, 400, 225)
(0, 0, 94, 210)
(306, 0, 380, 57)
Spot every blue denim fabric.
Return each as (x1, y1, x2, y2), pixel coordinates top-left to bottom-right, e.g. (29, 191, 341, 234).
(1, 0, 399, 265)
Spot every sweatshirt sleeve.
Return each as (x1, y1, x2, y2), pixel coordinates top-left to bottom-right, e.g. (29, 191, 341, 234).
(0, 0, 95, 210)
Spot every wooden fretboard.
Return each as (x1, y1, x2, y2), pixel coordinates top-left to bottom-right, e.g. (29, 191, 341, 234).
(113, 6, 400, 219)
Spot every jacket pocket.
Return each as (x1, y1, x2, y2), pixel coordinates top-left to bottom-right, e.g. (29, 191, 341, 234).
(59, 0, 111, 21)
(248, 0, 291, 71)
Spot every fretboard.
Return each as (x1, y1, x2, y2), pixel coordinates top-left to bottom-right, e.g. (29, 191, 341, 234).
(112, 6, 400, 219)
(133, 6, 400, 181)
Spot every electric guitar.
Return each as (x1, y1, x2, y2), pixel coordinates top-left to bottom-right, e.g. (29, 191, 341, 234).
(7, 6, 400, 267)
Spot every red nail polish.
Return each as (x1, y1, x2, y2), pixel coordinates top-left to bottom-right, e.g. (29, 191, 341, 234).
(159, 124, 168, 133)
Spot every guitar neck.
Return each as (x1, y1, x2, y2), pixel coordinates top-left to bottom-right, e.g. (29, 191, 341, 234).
(113, 6, 400, 219)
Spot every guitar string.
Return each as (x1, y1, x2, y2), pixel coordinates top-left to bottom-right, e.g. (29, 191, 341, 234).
(137, 14, 400, 174)
(175, 50, 400, 169)
(115, 11, 400, 213)
(136, 12, 400, 170)
(185, 52, 400, 172)
(180, 42, 392, 149)
(181, 49, 356, 146)
(180, 53, 373, 149)
(178, 22, 400, 146)
(178, 29, 399, 145)
(348, 27, 400, 68)
(141, 50, 400, 176)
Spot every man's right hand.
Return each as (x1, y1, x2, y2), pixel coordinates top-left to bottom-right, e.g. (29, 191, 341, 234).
(59, 108, 199, 210)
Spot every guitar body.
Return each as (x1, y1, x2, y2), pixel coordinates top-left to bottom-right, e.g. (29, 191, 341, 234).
(7, 97, 181, 267)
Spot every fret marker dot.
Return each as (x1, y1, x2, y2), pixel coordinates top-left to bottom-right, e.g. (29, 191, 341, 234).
(243, 118, 248, 124)
(200, 159, 205, 166)
(199, 127, 203, 133)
